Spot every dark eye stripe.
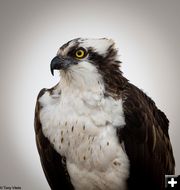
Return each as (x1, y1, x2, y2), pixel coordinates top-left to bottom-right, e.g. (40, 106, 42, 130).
(67, 45, 79, 56)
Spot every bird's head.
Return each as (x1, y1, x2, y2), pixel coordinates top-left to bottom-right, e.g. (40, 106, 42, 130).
(51, 38, 123, 90)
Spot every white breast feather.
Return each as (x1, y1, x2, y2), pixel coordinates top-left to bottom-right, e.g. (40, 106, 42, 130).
(39, 62, 129, 190)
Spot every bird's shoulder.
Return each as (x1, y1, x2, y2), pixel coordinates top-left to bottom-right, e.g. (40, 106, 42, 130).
(122, 83, 170, 139)
(118, 82, 175, 189)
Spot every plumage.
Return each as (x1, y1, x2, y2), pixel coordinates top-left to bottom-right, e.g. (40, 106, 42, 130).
(34, 38, 175, 190)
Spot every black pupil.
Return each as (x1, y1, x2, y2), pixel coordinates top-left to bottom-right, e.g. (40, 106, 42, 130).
(77, 51, 82, 55)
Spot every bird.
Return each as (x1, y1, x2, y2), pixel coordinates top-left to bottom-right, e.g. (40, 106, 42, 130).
(34, 38, 175, 190)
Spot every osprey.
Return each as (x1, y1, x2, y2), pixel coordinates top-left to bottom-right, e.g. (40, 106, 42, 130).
(34, 38, 175, 190)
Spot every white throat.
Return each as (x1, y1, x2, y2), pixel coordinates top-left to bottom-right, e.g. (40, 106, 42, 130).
(59, 61, 103, 92)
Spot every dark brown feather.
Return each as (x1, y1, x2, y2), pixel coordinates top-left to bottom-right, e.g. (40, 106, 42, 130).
(34, 88, 74, 190)
(121, 83, 175, 190)
(100, 59, 175, 189)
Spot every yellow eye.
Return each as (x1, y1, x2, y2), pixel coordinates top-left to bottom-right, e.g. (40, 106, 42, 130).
(75, 48, 86, 59)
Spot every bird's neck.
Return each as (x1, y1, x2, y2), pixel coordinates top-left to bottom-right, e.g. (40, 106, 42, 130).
(56, 63, 128, 98)
(58, 69, 105, 95)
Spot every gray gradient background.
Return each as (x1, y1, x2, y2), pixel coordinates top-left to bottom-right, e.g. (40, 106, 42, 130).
(0, 0, 180, 189)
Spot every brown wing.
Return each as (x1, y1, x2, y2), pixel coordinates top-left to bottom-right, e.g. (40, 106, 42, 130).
(34, 88, 74, 190)
(119, 83, 175, 190)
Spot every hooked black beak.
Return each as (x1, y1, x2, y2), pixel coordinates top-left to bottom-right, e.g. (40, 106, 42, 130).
(50, 56, 78, 75)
